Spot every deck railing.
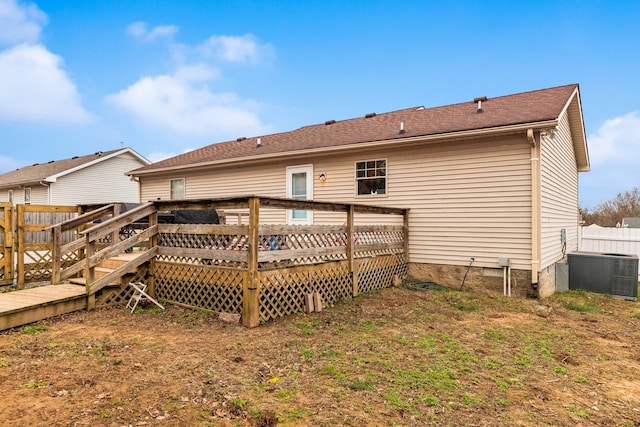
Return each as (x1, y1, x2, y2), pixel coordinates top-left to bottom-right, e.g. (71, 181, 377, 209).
(47, 196, 409, 327)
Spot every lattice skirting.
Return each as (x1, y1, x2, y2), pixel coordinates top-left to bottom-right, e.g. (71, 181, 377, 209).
(258, 261, 353, 322)
(94, 266, 149, 308)
(357, 253, 408, 294)
(154, 261, 243, 314)
(152, 255, 407, 323)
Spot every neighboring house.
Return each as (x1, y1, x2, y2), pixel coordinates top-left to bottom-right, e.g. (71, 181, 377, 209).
(622, 217, 640, 228)
(0, 148, 150, 206)
(129, 84, 589, 298)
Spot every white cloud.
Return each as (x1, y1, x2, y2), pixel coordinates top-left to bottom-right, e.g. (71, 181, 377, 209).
(0, 154, 27, 173)
(127, 21, 178, 42)
(0, 44, 94, 123)
(587, 112, 640, 166)
(0, 0, 47, 46)
(105, 65, 270, 137)
(145, 148, 195, 163)
(198, 34, 274, 64)
(580, 112, 640, 207)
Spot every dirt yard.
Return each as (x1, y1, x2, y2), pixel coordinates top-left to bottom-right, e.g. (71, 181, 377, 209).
(1, 282, 639, 426)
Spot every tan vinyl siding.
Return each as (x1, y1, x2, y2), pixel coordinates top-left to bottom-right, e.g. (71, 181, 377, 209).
(140, 134, 534, 270)
(311, 137, 532, 269)
(140, 162, 288, 224)
(49, 153, 144, 205)
(540, 113, 579, 269)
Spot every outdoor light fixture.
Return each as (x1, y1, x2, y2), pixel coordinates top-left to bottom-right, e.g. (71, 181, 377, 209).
(319, 172, 327, 183)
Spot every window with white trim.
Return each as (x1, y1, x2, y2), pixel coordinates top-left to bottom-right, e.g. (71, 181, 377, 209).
(170, 178, 185, 200)
(7, 190, 12, 203)
(24, 187, 31, 204)
(356, 159, 386, 195)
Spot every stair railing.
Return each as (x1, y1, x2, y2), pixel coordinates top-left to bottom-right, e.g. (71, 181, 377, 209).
(49, 204, 119, 285)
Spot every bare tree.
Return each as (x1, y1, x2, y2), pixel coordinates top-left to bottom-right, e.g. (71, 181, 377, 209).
(581, 187, 640, 227)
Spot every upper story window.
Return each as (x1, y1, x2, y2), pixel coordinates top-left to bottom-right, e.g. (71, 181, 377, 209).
(24, 187, 31, 204)
(170, 178, 185, 200)
(7, 190, 12, 203)
(356, 160, 386, 196)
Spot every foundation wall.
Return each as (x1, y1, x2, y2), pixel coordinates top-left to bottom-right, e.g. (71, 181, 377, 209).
(408, 262, 536, 298)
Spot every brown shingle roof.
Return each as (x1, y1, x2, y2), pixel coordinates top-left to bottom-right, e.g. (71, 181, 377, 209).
(133, 84, 580, 174)
(0, 149, 125, 188)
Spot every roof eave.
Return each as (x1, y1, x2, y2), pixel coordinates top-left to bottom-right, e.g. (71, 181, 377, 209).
(130, 120, 559, 177)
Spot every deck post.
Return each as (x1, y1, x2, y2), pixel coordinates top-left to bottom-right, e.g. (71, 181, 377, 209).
(346, 205, 358, 296)
(51, 225, 62, 284)
(147, 208, 158, 297)
(242, 196, 260, 327)
(110, 203, 121, 250)
(85, 233, 96, 309)
(403, 209, 409, 264)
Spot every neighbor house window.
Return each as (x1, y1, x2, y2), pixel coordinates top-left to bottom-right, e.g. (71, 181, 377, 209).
(7, 190, 12, 203)
(24, 188, 31, 204)
(170, 179, 185, 200)
(356, 160, 386, 195)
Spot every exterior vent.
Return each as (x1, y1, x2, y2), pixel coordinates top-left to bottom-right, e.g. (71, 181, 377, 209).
(324, 120, 336, 125)
(48, 160, 54, 163)
(72, 156, 79, 159)
(236, 137, 247, 141)
(365, 112, 376, 118)
(568, 251, 639, 300)
(473, 96, 488, 113)
(32, 163, 39, 166)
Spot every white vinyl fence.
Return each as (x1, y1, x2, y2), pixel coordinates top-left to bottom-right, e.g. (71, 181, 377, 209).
(578, 226, 640, 279)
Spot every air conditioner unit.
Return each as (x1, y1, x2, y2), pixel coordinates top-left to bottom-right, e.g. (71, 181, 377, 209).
(568, 251, 639, 300)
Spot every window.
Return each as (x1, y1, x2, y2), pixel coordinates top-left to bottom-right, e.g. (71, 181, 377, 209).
(170, 179, 185, 200)
(286, 165, 313, 224)
(7, 190, 12, 203)
(24, 187, 31, 204)
(356, 159, 386, 195)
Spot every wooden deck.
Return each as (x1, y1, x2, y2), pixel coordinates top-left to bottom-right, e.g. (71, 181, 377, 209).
(0, 284, 88, 331)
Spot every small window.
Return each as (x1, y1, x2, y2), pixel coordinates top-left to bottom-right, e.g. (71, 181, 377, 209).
(24, 187, 31, 204)
(356, 159, 386, 196)
(170, 179, 185, 200)
(7, 190, 13, 203)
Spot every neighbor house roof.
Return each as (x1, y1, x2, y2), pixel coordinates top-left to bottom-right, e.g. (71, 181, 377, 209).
(130, 83, 589, 176)
(0, 148, 150, 188)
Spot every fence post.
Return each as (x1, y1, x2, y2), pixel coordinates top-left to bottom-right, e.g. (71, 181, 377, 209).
(16, 204, 25, 290)
(346, 205, 358, 297)
(51, 225, 62, 284)
(242, 197, 260, 327)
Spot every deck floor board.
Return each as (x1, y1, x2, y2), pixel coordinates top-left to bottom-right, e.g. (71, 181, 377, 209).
(0, 285, 87, 313)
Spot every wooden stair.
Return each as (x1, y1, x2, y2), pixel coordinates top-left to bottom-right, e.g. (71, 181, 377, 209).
(66, 252, 141, 288)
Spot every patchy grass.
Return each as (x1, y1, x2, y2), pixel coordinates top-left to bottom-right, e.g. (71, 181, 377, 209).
(0, 285, 638, 426)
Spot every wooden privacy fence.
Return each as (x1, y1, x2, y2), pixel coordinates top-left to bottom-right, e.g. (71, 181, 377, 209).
(0, 203, 14, 286)
(16, 204, 81, 288)
(579, 226, 640, 279)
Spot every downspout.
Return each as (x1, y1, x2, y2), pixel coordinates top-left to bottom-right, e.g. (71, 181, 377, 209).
(527, 129, 541, 294)
(39, 181, 51, 205)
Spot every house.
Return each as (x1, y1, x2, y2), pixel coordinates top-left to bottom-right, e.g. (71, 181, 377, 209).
(128, 84, 589, 298)
(622, 217, 640, 228)
(0, 148, 150, 206)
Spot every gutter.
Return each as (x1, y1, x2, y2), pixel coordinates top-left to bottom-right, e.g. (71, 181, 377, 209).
(129, 119, 559, 177)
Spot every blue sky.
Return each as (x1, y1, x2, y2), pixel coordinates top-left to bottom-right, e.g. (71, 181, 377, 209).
(0, 0, 638, 208)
